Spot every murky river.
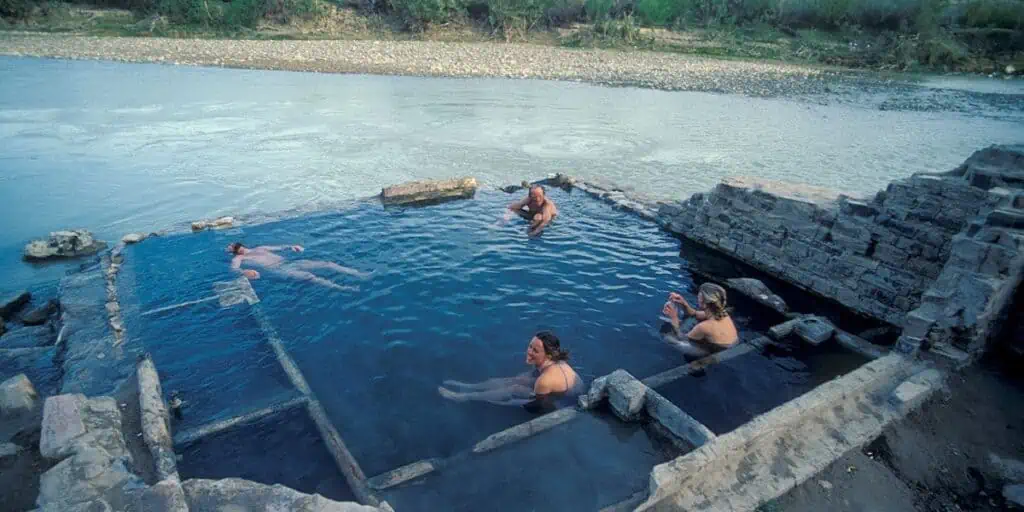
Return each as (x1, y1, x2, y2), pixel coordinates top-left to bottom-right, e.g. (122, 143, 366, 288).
(1, 56, 1021, 291)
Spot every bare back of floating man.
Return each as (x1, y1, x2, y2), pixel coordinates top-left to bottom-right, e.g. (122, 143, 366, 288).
(505, 184, 558, 236)
(226, 242, 369, 292)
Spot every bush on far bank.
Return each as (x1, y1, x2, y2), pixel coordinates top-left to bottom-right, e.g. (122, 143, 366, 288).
(1, 0, 35, 18)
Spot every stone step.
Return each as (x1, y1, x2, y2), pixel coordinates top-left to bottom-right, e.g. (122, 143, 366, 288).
(637, 355, 940, 511)
(988, 208, 1024, 229)
(926, 342, 972, 367)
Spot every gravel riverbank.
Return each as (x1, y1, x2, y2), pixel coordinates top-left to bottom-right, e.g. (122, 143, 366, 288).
(0, 32, 850, 96)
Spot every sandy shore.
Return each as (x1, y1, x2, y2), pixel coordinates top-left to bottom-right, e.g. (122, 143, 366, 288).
(0, 32, 849, 95)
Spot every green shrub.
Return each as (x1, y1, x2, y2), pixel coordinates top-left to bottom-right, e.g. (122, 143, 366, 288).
(583, 0, 613, 20)
(388, 0, 464, 28)
(487, 0, 552, 39)
(544, 0, 583, 24)
(635, 0, 684, 25)
(221, 0, 265, 27)
(962, 0, 1024, 29)
(0, 0, 37, 18)
(562, 13, 652, 45)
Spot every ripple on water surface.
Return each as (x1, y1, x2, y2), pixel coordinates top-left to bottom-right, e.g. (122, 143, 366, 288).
(118, 189, 771, 477)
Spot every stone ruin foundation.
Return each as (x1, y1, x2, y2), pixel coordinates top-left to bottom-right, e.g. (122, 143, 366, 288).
(1, 144, 1021, 511)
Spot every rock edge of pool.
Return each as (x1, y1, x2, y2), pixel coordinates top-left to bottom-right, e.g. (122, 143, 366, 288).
(2, 143, 1023, 511)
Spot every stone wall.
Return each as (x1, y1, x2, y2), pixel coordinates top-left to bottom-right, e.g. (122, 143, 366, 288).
(656, 168, 1000, 326)
(896, 145, 1024, 359)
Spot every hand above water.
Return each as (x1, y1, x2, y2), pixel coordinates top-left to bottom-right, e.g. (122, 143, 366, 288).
(662, 301, 680, 328)
(243, 269, 260, 280)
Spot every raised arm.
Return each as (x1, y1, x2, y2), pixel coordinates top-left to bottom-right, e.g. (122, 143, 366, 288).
(669, 292, 708, 320)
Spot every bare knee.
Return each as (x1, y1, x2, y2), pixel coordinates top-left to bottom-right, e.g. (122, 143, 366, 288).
(533, 214, 543, 222)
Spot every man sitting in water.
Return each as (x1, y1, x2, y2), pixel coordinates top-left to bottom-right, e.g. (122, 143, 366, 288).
(227, 242, 368, 292)
(439, 331, 584, 413)
(505, 184, 558, 237)
(661, 283, 739, 359)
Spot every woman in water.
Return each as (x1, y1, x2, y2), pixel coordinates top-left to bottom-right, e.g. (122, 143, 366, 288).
(439, 331, 584, 413)
(662, 282, 739, 359)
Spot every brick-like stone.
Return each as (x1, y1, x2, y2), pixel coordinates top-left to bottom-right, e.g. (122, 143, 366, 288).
(40, 394, 87, 460)
(873, 243, 910, 265)
(0, 374, 37, 417)
(795, 316, 835, 346)
(606, 370, 647, 421)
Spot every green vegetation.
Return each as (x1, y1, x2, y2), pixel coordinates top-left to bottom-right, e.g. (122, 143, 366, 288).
(1, 0, 1022, 72)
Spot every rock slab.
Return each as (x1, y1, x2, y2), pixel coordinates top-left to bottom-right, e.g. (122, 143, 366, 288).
(0, 441, 21, 461)
(1, 325, 55, 349)
(0, 374, 38, 417)
(381, 177, 478, 206)
(36, 393, 142, 512)
(606, 370, 647, 421)
(0, 291, 31, 320)
(1004, 484, 1024, 508)
(794, 316, 836, 346)
(137, 356, 177, 481)
(24, 230, 107, 261)
(725, 278, 788, 315)
(38, 445, 140, 511)
(183, 478, 382, 512)
(40, 394, 87, 459)
(121, 233, 147, 244)
(20, 300, 59, 326)
(988, 453, 1024, 483)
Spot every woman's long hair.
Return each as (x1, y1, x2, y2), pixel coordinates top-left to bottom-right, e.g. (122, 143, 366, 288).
(698, 283, 730, 320)
(536, 331, 570, 362)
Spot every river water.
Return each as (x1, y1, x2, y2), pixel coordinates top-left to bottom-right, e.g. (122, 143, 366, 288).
(1, 56, 1022, 292)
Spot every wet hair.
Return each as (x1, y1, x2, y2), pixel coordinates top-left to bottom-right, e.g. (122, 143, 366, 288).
(228, 242, 245, 255)
(698, 283, 730, 320)
(535, 330, 569, 362)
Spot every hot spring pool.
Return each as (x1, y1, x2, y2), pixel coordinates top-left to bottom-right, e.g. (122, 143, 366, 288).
(115, 186, 863, 507)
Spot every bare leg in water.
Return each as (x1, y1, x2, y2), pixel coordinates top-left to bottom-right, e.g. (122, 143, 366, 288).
(277, 268, 358, 292)
(291, 260, 371, 279)
(442, 373, 532, 392)
(663, 334, 712, 359)
(437, 383, 534, 406)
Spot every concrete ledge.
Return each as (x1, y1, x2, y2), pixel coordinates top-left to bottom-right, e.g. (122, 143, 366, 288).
(137, 355, 178, 482)
(473, 407, 580, 454)
(637, 354, 931, 511)
(835, 329, 888, 359)
(643, 390, 716, 450)
(172, 395, 309, 447)
(380, 177, 478, 206)
(367, 460, 440, 491)
(642, 342, 759, 389)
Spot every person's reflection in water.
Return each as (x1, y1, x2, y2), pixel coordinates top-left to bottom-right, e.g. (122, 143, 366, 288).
(439, 331, 584, 413)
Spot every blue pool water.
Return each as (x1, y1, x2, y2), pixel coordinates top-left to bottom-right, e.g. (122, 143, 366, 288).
(381, 407, 679, 511)
(178, 405, 355, 502)
(116, 187, 822, 489)
(655, 341, 869, 435)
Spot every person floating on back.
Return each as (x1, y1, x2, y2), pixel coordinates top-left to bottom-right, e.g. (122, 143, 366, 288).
(504, 184, 558, 237)
(661, 283, 739, 359)
(439, 331, 584, 413)
(227, 242, 368, 292)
